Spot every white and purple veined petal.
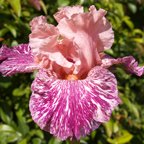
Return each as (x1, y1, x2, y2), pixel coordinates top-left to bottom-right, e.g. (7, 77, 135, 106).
(29, 66, 121, 140)
(101, 55, 144, 76)
(0, 44, 40, 76)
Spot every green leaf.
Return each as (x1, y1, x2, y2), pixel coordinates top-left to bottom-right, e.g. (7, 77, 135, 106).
(114, 3, 124, 17)
(0, 108, 11, 124)
(29, 130, 44, 139)
(48, 137, 62, 144)
(22, 11, 31, 17)
(16, 109, 29, 135)
(8, 0, 21, 17)
(0, 81, 11, 88)
(4, 24, 17, 38)
(122, 16, 134, 30)
(133, 38, 144, 44)
(104, 120, 119, 138)
(11, 40, 18, 46)
(20, 130, 43, 144)
(0, 124, 14, 132)
(133, 29, 144, 36)
(91, 130, 97, 139)
(39, 0, 47, 15)
(32, 138, 42, 144)
(18, 138, 27, 144)
(107, 130, 133, 144)
(0, 28, 8, 37)
(0, 102, 14, 125)
(13, 87, 26, 97)
(113, 122, 119, 133)
(57, 0, 70, 6)
(128, 3, 137, 14)
(7, 132, 21, 143)
(0, 124, 22, 143)
(105, 49, 114, 56)
(121, 97, 140, 118)
(12, 84, 30, 97)
(103, 120, 113, 137)
(0, 0, 4, 5)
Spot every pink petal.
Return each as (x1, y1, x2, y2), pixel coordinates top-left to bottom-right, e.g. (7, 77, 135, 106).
(89, 6, 114, 51)
(0, 44, 39, 76)
(29, 66, 121, 140)
(29, 16, 74, 71)
(30, 16, 47, 31)
(54, 5, 84, 22)
(57, 5, 114, 75)
(101, 55, 144, 76)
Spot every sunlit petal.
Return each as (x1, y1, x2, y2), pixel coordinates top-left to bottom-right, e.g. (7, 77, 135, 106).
(57, 5, 114, 74)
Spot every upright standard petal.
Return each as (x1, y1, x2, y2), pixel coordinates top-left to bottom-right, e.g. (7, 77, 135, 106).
(101, 55, 144, 76)
(30, 16, 47, 31)
(0, 44, 39, 76)
(54, 5, 84, 22)
(57, 5, 114, 75)
(29, 66, 121, 140)
(29, 16, 74, 71)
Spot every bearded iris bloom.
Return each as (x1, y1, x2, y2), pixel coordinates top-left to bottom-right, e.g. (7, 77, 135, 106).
(0, 5, 144, 141)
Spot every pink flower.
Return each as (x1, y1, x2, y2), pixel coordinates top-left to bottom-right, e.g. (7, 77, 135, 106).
(0, 5, 144, 140)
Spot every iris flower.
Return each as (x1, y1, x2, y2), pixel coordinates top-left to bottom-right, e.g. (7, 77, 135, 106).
(0, 5, 143, 141)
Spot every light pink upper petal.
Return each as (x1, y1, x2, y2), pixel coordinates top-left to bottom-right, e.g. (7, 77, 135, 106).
(0, 44, 40, 76)
(29, 66, 121, 140)
(29, 16, 74, 71)
(101, 55, 144, 76)
(54, 5, 84, 22)
(89, 6, 114, 51)
(29, 16, 58, 39)
(57, 5, 114, 74)
(30, 16, 47, 31)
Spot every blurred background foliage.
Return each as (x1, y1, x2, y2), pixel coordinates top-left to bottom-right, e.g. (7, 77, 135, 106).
(0, 0, 144, 143)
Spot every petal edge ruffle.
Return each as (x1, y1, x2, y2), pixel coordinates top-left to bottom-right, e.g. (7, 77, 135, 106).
(29, 66, 121, 140)
(101, 55, 144, 76)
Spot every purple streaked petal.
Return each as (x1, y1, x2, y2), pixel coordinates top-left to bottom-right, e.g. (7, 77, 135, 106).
(101, 55, 144, 76)
(0, 44, 40, 76)
(29, 66, 121, 140)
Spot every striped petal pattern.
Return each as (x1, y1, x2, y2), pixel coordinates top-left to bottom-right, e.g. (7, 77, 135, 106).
(0, 44, 40, 76)
(101, 55, 144, 76)
(29, 66, 121, 140)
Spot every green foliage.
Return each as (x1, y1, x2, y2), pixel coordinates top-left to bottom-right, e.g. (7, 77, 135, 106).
(0, 0, 144, 143)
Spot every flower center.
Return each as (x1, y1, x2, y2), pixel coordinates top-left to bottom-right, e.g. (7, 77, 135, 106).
(66, 74, 78, 80)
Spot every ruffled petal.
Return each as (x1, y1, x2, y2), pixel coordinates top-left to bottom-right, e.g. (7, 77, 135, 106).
(0, 44, 39, 76)
(57, 5, 114, 75)
(54, 5, 84, 22)
(29, 16, 74, 71)
(101, 55, 144, 76)
(29, 66, 121, 140)
(89, 6, 114, 52)
(30, 16, 47, 31)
